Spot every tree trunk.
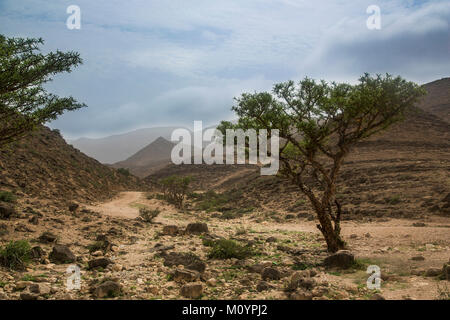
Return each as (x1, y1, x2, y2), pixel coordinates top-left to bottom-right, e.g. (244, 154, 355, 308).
(316, 209, 345, 253)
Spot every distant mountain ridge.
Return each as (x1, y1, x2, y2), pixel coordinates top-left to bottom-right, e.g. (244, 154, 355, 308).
(70, 126, 186, 164)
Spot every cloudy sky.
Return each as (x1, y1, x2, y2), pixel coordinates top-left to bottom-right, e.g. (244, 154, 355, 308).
(1, 0, 449, 139)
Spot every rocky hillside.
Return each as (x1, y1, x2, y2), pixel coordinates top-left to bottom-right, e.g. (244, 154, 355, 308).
(0, 126, 145, 207)
(417, 77, 450, 123)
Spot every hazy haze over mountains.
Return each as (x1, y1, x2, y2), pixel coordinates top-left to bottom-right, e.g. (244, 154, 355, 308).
(69, 127, 184, 164)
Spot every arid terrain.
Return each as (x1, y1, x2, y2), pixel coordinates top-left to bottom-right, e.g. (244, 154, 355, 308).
(0, 78, 449, 300)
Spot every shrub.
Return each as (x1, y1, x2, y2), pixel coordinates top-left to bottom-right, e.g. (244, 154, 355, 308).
(0, 191, 15, 203)
(139, 207, 160, 223)
(117, 168, 130, 176)
(206, 239, 255, 260)
(0, 240, 32, 270)
(158, 175, 192, 208)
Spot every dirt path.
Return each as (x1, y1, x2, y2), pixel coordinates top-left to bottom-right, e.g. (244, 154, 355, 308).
(86, 191, 144, 219)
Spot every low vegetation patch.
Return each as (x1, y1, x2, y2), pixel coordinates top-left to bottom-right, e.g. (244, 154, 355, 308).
(0, 240, 32, 270)
(139, 207, 160, 223)
(0, 191, 16, 203)
(192, 190, 254, 218)
(205, 239, 256, 260)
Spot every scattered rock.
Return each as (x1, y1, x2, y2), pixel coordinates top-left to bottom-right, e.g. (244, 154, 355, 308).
(30, 246, 45, 260)
(180, 282, 203, 299)
(162, 225, 179, 236)
(247, 261, 272, 274)
(38, 231, 57, 243)
(206, 278, 217, 287)
(88, 258, 112, 270)
(185, 222, 209, 234)
(425, 267, 442, 277)
(323, 250, 355, 269)
(173, 268, 200, 283)
(350, 234, 358, 239)
(411, 255, 425, 261)
(412, 222, 426, 227)
(442, 263, 450, 281)
(28, 216, 39, 225)
(290, 290, 313, 300)
(370, 293, 386, 300)
(0, 203, 15, 219)
(49, 244, 76, 264)
(261, 267, 281, 281)
(69, 203, 79, 212)
(20, 292, 38, 300)
(93, 281, 121, 298)
(256, 281, 272, 292)
(162, 252, 206, 273)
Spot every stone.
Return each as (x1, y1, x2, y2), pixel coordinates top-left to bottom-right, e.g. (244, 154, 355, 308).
(256, 281, 272, 292)
(91, 250, 103, 257)
(206, 278, 217, 287)
(20, 292, 38, 300)
(93, 281, 121, 298)
(49, 245, 76, 264)
(38, 232, 57, 243)
(173, 268, 200, 283)
(162, 252, 206, 273)
(69, 203, 79, 212)
(185, 222, 208, 234)
(88, 258, 112, 270)
(425, 267, 442, 277)
(162, 225, 179, 236)
(112, 264, 123, 272)
(370, 293, 386, 300)
(146, 285, 159, 295)
(0, 203, 15, 219)
(180, 282, 203, 299)
(261, 267, 281, 281)
(443, 263, 450, 281)
(31, 246, 45, 260)
(323, 250, 355, 269)
(28, 216, 39, 225)
(290, 290, 313, 300)
(411, 255, 425, 261)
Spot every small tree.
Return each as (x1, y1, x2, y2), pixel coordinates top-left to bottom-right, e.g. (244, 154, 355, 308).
(0, 35, 86, 148)
(221, 74, 425, 252)
(158, 175, 192, 209)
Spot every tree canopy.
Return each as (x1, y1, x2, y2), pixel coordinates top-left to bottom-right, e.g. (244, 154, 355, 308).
(0, 35, 86, 147)
(220, 73, 425, 252)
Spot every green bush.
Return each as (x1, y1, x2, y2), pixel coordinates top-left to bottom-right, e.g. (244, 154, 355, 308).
(206, 239, 255, 260)
(117, 168, 130, 176)
(0, 240, 32, 270)
(0, 191, 15, 203)
(139, 207, 160, 223)
(158, 175, 192, 208)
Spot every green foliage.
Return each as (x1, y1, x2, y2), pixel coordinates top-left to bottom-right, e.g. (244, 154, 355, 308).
(224, 73, 425, 253)
(139, 207, 160, 223)
(117, 168, 130, 176)
(206, 239, 256, 260)
(158, 175, 192, 208)
(0, 240, 31, 270)
(0, 34, 86, 148)
(0, 191, 15, 203)
(192, 189, 253, 219)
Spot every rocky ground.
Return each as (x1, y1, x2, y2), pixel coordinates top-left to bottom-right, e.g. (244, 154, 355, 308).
(0, 191, 448, 300)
